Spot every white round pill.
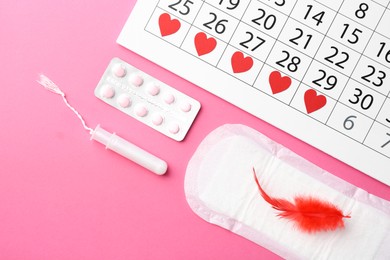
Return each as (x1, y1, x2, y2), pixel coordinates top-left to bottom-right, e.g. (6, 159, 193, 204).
(117, 94, 131, 108)
(163, 93, 175, 104)
(129, 73, 144, 87)
(135, 104, 148, 117)
(101, 85, 115, 99)
(180, 102, 192, 112)
(147, 83, 160, 96)
(112, 64, 127, 78)
(168, 123, 180, 134)
(151, 113, 164, 126)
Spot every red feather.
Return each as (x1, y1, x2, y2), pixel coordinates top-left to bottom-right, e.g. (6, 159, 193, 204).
(253, 168, 350, 233)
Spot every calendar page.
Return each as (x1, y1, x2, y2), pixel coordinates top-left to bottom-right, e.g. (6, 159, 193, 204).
(117, 0, 390, 186)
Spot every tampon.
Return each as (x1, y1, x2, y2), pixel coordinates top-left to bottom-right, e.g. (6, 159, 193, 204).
(37, 74, 168, 175)
(91, 124, 168, 175)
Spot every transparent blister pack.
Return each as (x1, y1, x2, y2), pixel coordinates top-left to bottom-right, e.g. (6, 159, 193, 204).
(94, 58, 201, 141)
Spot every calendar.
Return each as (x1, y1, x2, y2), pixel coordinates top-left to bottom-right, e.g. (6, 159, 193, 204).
(117, 0, 390, 186)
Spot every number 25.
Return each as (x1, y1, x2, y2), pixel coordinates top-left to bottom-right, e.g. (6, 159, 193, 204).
(168, 0, 194, 15)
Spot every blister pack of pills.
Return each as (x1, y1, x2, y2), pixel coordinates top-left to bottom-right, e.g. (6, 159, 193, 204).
(94, 58, 201, 141)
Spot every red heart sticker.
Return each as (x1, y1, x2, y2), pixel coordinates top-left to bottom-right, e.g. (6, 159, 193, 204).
(231, 51, 253, 73)
(159, 13, 181, 37)
(194, 32, 217, 56)
(304, 89, 327, 114)
(269, 71, 292, 94)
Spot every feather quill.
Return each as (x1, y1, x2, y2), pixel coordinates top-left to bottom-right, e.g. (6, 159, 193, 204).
(253, 168, 350, 233)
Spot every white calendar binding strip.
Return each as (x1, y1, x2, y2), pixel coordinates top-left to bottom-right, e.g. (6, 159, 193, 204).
(118, 0, 390, 186)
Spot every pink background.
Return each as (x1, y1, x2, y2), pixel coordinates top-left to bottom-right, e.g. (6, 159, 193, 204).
(0, 1, 389, 259)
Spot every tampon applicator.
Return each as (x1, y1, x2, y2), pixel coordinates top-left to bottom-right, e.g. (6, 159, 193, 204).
(90, 124, 167, 175)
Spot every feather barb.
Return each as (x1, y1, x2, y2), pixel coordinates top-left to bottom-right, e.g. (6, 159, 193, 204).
(253, 168, 350, 233)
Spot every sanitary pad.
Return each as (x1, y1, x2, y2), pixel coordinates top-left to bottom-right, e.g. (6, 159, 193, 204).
(185, 124, 390, 259)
